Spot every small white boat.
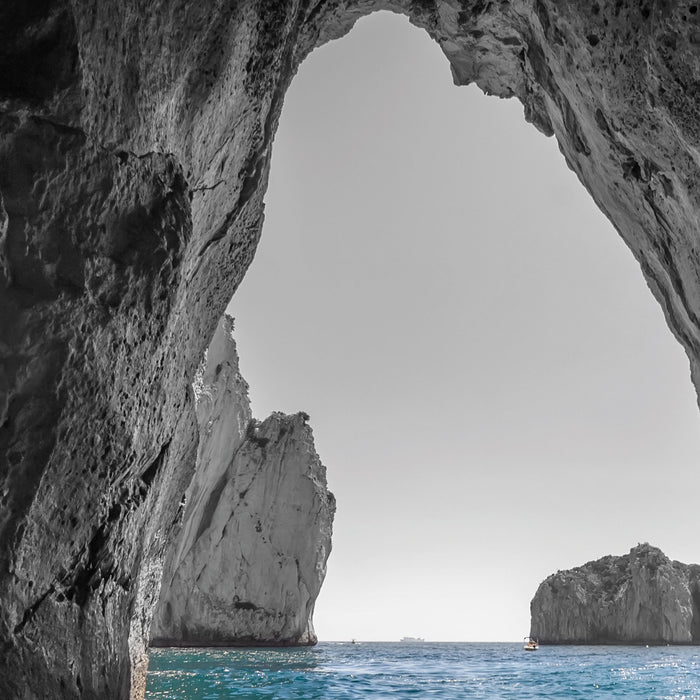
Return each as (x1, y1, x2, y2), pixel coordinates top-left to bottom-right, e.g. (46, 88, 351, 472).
(399, 636, 425, 643)
(523, 637, 539, 651)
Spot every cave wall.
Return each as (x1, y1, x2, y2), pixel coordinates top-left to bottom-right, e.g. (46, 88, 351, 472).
(2, 0, 700, 698)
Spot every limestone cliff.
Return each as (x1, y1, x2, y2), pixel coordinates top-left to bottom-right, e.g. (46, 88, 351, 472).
(530, 544, 700, 644)
(150, 316, 335, 647)
(5, 1, 700, 697)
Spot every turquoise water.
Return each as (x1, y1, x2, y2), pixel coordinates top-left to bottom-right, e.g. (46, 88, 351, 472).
(146, 642, 700, 699)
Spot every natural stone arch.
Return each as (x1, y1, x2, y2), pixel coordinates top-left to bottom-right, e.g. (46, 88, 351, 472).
(1, 1, 700, 698)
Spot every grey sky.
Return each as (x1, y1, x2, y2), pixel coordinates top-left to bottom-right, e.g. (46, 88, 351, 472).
(227, 12, 700, 641)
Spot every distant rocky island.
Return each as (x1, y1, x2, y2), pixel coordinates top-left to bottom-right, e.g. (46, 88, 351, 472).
(530, 544, 700, 645)
(150, 316, 335, 647)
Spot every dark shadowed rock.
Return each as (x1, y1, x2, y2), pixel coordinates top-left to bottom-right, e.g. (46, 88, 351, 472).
(530, 544, 700, 644)
(3, 1, 700, 697)
(150, 316, 334, 647)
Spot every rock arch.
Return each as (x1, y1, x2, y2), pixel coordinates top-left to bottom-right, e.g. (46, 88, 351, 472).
(1, 1, 699, 697)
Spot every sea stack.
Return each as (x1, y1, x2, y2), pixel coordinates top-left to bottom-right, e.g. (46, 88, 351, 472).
(530, 544, 700, 644)
(150, 316, 335, 646)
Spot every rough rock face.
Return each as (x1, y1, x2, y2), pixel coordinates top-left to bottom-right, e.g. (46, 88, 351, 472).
(150, 315, 334, 647)
(4, 0, 700, 697)
(530, 544, 700, 644)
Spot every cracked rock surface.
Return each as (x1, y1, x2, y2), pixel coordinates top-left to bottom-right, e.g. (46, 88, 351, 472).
(3, 0, 700, 697)
(530, 544, 700, 644)
(150, 316, 334, 647)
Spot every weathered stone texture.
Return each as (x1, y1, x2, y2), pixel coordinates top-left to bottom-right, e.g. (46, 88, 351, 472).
(530, 544, 700, 644)
(2, 0, 700, 697)
(150, 316, 334, 647)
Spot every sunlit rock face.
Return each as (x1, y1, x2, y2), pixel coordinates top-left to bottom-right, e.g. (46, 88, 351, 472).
(150, 316, 334, 647)
(530, 544, 700, 644)
(3, 0, 700, 697)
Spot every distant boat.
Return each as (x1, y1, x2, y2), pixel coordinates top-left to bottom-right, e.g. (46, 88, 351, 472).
(523, 637, 539, 651)
(399, 637, 425, 643)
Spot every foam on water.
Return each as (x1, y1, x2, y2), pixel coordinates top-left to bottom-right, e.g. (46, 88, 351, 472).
(146, 642, 700, 699)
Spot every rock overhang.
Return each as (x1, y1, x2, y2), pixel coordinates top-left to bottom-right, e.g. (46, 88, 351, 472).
(1, 1, 700, 697)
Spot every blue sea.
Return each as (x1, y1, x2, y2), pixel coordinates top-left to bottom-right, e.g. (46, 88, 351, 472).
(145, 642, 700, 698)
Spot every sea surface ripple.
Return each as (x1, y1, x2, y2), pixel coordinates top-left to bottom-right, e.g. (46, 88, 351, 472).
(146, 642, 700, 699)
